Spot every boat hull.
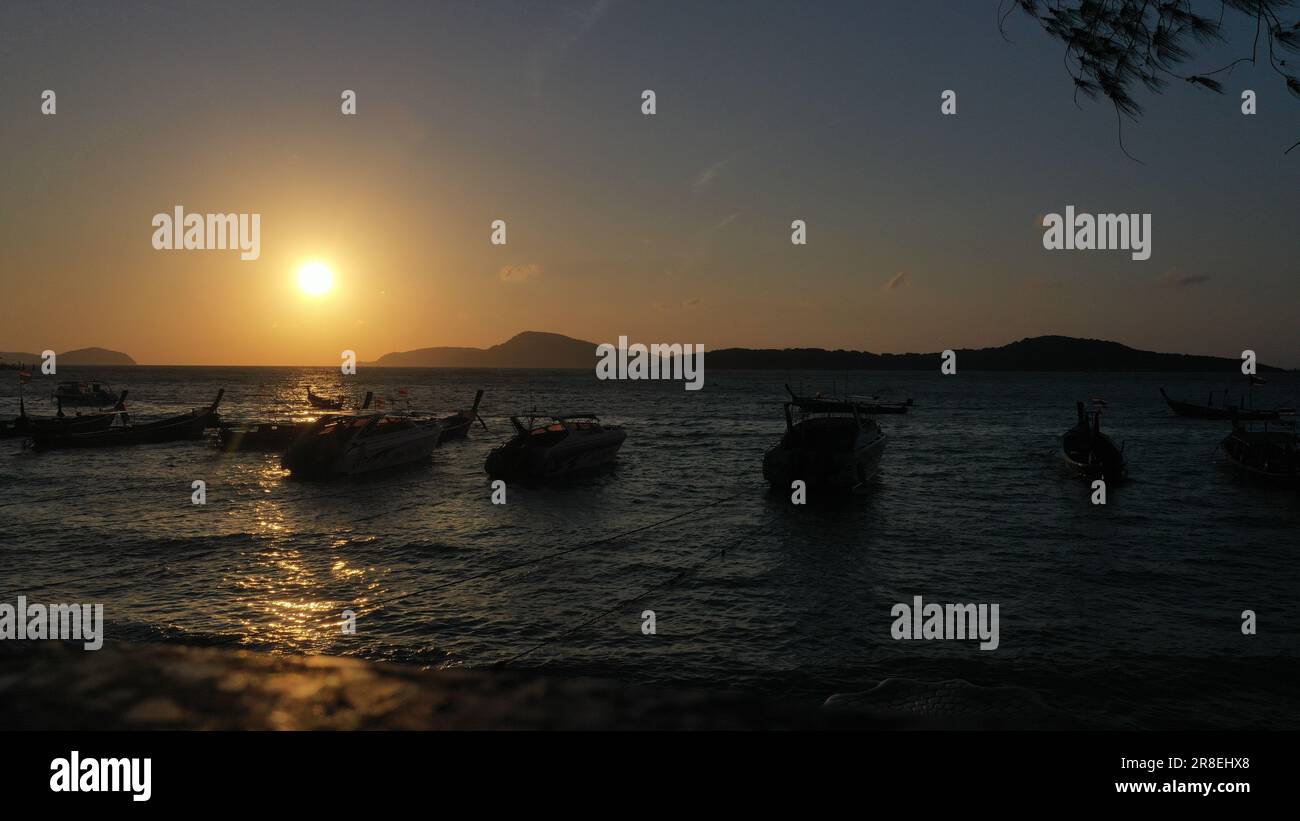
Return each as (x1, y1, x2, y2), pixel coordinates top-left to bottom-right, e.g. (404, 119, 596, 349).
(1160, 389, 1283, 421)
(217, 422, 311, 452)
(485, 429, 625, 480)
(1061, 430, 1126, 482)
(283, 418, 442, 479)
(763, 432, 887, 493)
(31, 412, 215, 450)
(1221, 429, 1299, 484)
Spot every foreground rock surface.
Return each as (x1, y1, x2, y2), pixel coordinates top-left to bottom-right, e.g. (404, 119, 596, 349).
(0, 642, 880, 730)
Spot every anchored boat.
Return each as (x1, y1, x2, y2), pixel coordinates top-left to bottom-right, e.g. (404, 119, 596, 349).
(219, 393, 374, 452)
(52, 380, 116, 407)
(282, 412, 443, 478)
(1, 390, 128, 439)
(307, 387, 344, 410)
(1159, 387, 1291, 421)
(848, 395, 914, 415)
(1061, 400, 1126, 482)
(31, 390, 223, 450)
(762, 385, 888, 493)
(1221, 419, 1299, 484)
(436, 388, 488, 443)
(484, 413, 625, 480)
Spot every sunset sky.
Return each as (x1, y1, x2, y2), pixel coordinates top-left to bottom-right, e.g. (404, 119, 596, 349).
(1, 0, 1296, 366)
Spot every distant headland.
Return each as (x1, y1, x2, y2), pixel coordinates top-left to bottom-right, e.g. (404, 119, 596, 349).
(0, 348, 138, 368)
(369, 332, 1282, 372)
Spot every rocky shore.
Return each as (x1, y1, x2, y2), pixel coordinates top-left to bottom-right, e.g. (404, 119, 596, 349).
(0, 641, 1077, 730)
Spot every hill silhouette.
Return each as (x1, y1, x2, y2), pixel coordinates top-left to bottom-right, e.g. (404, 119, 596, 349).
(370, 331, 599, 368)
(369, 332, 1280, 372)
(0, 347, 137, 367)
(704, 335, 1281, 372)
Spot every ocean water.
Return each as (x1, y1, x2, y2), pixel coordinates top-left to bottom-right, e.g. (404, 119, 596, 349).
(2, 366, 1298, 729)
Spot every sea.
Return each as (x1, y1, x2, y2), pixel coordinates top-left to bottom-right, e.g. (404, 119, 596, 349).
(2, 366, 1298, 729)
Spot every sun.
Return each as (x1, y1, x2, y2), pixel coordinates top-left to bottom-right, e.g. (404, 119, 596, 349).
(297, 261, 334, 296)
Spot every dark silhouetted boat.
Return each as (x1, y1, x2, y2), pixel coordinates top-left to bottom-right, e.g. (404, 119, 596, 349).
(1159, 387, 1291, 421)
(1061, 400, 1126, 482)
(282, 411, 442, 478)
(436, 389, 487, 443)
(217, 421, 310, 452)
(31, 390, 223, 450)
(307, 387, 344, 410)
(485, 413, 625, 480)
(849, 396, 914, 415)
(1221, 419, 1299, 484)
(52, 380, 116, 407)
(1, 391, 128, 439)
(219, 393, 374, 452)
(762, 385, 888, 493)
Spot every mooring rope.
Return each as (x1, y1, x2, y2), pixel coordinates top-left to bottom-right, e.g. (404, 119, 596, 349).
(495, 511, 782, 667)
(311, 482, 765, 629)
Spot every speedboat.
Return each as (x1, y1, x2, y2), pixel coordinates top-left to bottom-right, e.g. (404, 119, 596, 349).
(282, 412, 443, 478)
(1061, 400, 1126, 482)
(217, 420, 313, 452)
(52, 380, 116, 407)
(762, 385, 887, 493)
(484, 413, 625, 480)
(222, 393, 374, 453)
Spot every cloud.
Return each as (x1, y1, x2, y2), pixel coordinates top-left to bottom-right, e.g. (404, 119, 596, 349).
(499, 264, 543, 283)
(885, 271, 908, 291)
(653, 297, 703, 311)
(692, 143, 761, 195)
(1159, 271, 1210, 288)
(530, 1, 614, 99)
(710, 212, 740, 232)
(692, 157, 733, 195)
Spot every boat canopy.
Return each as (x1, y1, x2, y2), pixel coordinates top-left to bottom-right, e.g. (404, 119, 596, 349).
(787, 397, 873, 415)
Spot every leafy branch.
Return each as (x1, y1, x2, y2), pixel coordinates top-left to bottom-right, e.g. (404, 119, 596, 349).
(1001, 0, 1300, 159)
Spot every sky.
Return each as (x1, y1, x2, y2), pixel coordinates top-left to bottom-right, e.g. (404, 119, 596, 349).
(0, 0, 1296, 366)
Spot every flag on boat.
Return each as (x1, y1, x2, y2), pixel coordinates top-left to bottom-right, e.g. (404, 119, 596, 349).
(398, 387, 409, 396)
(17, 370, 31, 384)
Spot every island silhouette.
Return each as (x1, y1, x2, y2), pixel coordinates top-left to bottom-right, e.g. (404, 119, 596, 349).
(366, 332, 1282, 372)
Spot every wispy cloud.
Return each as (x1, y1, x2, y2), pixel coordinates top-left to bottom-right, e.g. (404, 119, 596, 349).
(692, 145, 761, 196)
(1159, 271, 1210, 288)
(710, 212, 741, 232)
(653, 297, 704, 311)
(692, 157, 732, 195)
(530, 0, 614, 100)
(885, 271, 908, 291)
(500, 263, 543, 283)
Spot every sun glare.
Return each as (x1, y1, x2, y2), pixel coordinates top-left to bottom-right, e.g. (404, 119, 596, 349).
(297, 261, 334, 296)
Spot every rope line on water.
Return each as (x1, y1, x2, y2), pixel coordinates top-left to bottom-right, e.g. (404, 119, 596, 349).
(4, 478, 765, 616)
(312, 482, 765, 628)
(497, 512, 783, 667)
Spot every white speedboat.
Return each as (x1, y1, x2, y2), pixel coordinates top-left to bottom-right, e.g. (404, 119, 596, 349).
(282, 412, 443, 478)
(485, 414, 625, 480)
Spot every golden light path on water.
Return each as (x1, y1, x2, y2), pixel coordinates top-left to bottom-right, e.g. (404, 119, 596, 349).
(224, 460, 377, 653)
